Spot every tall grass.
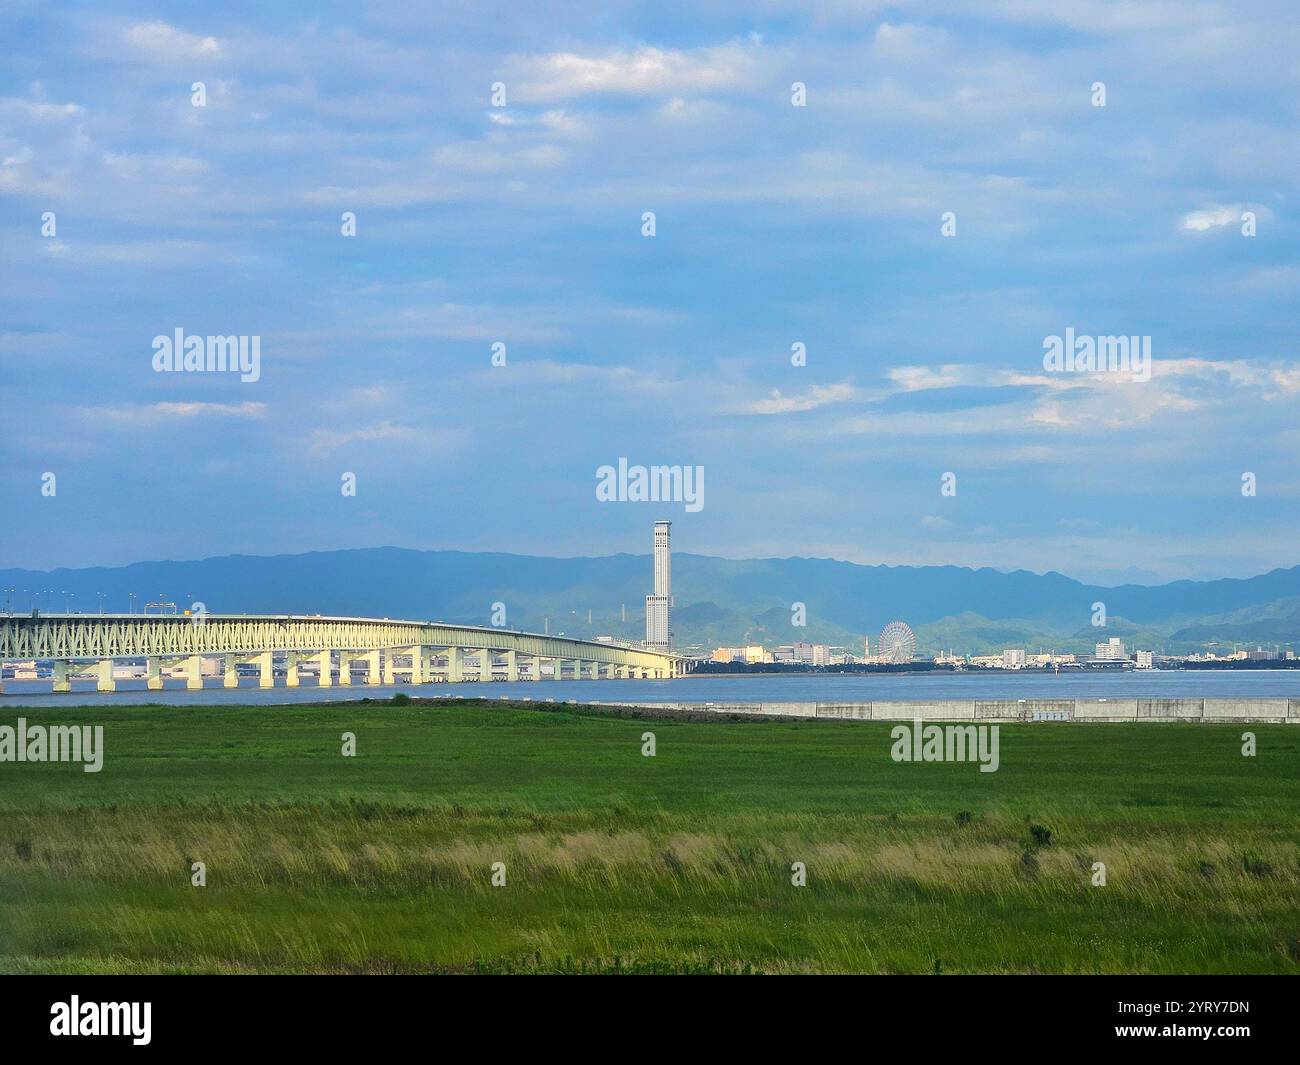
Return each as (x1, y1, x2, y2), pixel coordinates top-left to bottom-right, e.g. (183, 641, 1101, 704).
(1, 702, 1296, 973)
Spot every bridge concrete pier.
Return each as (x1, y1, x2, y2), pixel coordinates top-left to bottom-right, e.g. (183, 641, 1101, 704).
(447, 647, 463, 682)
(52, 660, 71, 693)
(504, 649, 519, 681)
(402, 646, 422, 685)
(315, 650, 333, 687)
(94, 657, 116, 692)
(222, 654, 238, 689)
(145, 657, 163, 690)
(243, 651, 272, 688)
(182, 654, 203, 690)
(285, 653, 301, 688)
(477, 651, 493, 681)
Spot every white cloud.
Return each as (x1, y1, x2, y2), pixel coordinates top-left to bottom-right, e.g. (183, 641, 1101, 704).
(1159, 357, 1300, 394)
(1179, 205, 1246, 232)
(152, 401, 265, 418)
(41, 239, 255, 268)
(481, 359, 669, 395)
(123, 21, 224, 61)
(514, 42, 760, 101)
(887, 364, 985, 391)
(983, 0, 1222, 33)
(307, 420, 462, 456)
(872, 22, 949, 58)
(0, 97, 84, 122)
(734, 383, 857, 415)
(84, 401, 266, 423)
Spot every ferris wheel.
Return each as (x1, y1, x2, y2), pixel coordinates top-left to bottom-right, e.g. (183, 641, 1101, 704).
(878, 621, 916, 663)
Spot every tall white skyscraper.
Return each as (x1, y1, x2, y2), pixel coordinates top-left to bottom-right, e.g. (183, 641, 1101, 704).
(645, 520, 671, 648)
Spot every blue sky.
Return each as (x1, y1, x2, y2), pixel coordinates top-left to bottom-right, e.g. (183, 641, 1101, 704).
(2, 1, 1298, 583)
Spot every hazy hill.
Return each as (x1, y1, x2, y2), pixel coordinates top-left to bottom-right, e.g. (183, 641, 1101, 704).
(3, 548, 1299, 654)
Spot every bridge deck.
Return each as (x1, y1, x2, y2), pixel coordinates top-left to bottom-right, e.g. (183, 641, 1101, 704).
(0, 614, 683, 674)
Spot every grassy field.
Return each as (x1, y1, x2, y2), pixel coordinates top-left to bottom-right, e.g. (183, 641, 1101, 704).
(1, 699, 1297, 974)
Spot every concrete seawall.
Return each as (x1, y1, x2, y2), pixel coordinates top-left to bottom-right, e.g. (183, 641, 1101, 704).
(604, 698, 1300, 723)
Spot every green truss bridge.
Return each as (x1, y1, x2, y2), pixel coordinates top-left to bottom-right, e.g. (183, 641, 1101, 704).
(0, 613, 689, 693)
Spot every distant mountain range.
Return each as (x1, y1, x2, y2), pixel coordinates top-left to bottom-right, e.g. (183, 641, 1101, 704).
(4, 548, 1300, 655)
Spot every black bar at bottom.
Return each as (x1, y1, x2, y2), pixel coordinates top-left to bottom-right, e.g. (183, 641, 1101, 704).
(1, 975, 1288, 1052)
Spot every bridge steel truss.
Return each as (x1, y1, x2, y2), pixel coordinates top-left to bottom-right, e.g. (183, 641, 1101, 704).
(0, 614, 686, 693)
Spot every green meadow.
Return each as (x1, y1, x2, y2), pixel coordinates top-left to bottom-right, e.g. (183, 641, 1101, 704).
(1, 699, 1296, 974)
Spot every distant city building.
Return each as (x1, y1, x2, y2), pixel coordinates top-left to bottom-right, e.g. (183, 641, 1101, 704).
(1095, 637, 1126, 661)
(772, 641, 831, 666)
(710, 645, 770, 664)
(1135, 650, 1154, 669)
(644, 520, 671, 648)
(1002, 648, 1027, 669)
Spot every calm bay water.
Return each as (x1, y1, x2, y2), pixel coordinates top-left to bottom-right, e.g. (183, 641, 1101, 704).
(2, 669, 1299, 707)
